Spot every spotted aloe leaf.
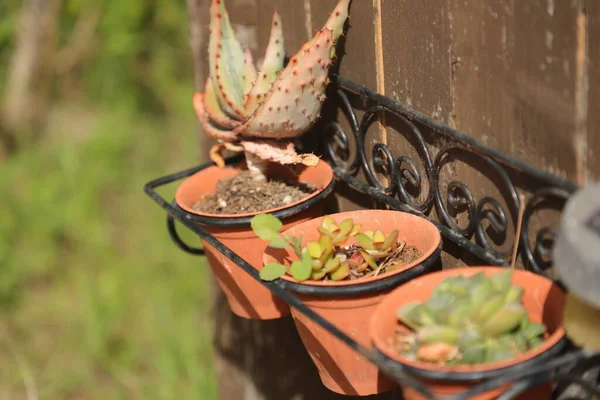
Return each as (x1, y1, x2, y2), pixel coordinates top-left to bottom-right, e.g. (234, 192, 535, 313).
(235, 0, 350, 139)
(203, 78, 241, 129)
(244, 11, 285, 114)
(242, 49, 258, 100)
(192, 93, 238, 142)
(208, 0, 247, 119)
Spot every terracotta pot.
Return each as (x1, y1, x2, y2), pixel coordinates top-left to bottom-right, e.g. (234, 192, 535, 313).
(263, 210, 443, 396)
(369, 267, 567, 400)
(175, 160, 335, 320)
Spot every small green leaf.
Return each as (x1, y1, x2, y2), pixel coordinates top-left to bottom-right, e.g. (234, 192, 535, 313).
(251, 214, 283, 241)
(307, 241, 322, 258)
(291, 259, 312, 281)
(354, 233, 375, 250)
(259, 262, 287, 281)
(268, 239, 289, 248)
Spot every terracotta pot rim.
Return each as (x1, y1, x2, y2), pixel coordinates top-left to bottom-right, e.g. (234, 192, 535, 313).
(174, 160, 335, 226)
(271, 210, 442, 296)
(369, 266, 567, 380)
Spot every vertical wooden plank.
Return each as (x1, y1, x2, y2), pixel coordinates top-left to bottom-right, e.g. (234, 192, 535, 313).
(380, 0, 459, 267)
(450, 0, 581, 180)
(310, 0, 386, 213)
(382, 0, 454, 121)
(587, 0, 600, 181)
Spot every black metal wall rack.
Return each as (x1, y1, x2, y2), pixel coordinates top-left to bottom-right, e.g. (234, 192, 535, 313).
(144, 75, 599, 399)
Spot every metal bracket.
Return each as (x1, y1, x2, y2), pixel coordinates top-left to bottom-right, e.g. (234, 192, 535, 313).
(144, 76, 599, 399)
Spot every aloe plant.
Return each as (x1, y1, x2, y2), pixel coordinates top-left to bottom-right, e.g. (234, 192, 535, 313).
(395, 270, 548, 365)
(251, 214, 402, 282)
(193, 0, 351, 181)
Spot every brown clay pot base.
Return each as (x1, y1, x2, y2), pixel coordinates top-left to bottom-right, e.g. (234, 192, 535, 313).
(263, 210, 443, 396)
(369, 266, 567, 400)
(192, 170, 317, 215)
(174, 160, 335, 320)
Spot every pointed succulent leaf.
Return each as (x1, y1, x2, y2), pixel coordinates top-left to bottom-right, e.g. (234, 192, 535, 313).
(373, 230, 386, 245)
(528, 336, 545, 349)
(242, 49, 257, 98)
(203, 78, 242, 128)
(235, 0, 349, 139)
(490, 269, 514, 293)
(360, 250, 378, 269)
(382, 230, 399, 250)
(417, 326, 460, 345)
(330, 264, 350, 281)
(244, 11, 285, 114)
(208, 0, 247, 119)
(251, 213, 282, 240)
(193, 93, 238, 141)
(504, 285, 524, 304)
(474, 295, 505, 322)
(337, 219, 354, 238)
(349, 223, 362, 237)
(522, 322, 547, 340)
(470, 280, 495, 308)
(235, 29, 335, 139)
(458, 327, 484, 351)
(260, 262, 287, 281)
(240, 140, 319, 166)
(484, 338, 516, 362)
(355, 262, 369, 273)
(354, 233, 375, 250)
(462, 344, 487, 364)
(482, 303, 527, 337)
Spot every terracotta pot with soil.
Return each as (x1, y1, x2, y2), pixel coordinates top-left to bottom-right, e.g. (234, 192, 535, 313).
(369, 266, 567, 400)
(177, 0, 353, 320)
(175, 160, 334, 319)
(257, 210, 442, 396)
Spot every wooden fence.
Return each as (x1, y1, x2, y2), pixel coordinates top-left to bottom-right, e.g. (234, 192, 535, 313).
(186, 1, 599, 398)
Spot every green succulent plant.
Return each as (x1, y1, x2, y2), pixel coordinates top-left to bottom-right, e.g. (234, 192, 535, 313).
(251, 214, 402, 282)
(395, 270, 547, 365)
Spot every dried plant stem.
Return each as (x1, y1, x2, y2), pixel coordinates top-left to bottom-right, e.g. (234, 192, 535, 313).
(370, 240, 406, 278)
(510, 194, 527, 269)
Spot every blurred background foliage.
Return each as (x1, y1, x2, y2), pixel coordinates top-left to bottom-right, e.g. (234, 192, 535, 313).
(0, 0, 217, 398)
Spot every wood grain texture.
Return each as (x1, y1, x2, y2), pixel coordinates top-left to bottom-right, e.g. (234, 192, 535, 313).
(447, 0, 584, 269)
(310, 0, 387, 212)
(587, 0, 599, 181)
(382, 0, 453, 121)
(379, 0, 458, 267)
(450, 0, 581, 180)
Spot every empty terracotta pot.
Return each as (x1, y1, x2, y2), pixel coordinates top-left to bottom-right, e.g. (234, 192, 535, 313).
(369, 267, 567, 400)
(263, 210, 443, 396)
(175, 159, 335, 320)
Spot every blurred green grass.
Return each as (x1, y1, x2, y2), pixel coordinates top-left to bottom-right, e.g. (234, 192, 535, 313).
(0, 103, 217, 399)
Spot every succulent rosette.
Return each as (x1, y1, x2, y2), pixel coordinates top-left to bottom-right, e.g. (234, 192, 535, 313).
(193, 0, 351, 180)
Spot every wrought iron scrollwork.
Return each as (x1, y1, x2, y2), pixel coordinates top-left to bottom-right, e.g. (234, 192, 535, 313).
(325, 76, 577, 274)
